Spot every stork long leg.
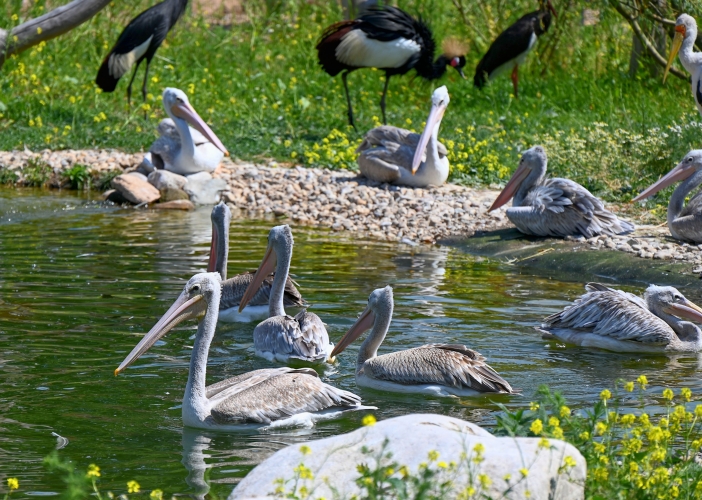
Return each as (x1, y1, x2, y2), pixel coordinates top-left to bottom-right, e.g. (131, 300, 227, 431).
(511, 65, 519, 98)
(126, 60, 142, 110)
(342, 71, 356, 130)
(142, 58, 152, 119)
(380, 73, 391, 124)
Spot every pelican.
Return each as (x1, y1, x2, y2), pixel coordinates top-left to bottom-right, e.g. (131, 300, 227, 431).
(489, 145, 635, 237)
(538, 283, 702, 353)
(331, 286, 514, 396)
(357, 86, 450, 188)
(208, 202, 305, 322)
(142, 88, 228, 175)
(238, 225, 332, 363)
(115, 272, 367, 429)
(633, 150, 702, 243)
(664, 14, 702, 118)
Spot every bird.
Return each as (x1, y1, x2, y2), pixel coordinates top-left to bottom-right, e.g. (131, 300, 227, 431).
(538, 283, 702, 353)
(316, 5, 467, 128)
(488, 145, 635, 238)
(207, 202, 306, 322)
(474, 0, 556, 97)
(141, 88, 228, 175)
(357, 86, 450, 188)
(664, 14, 702, 117)
(238, 225, 332, 363)
(632, 150, 702, 243)
(115, 272, 368, 430)
(95, 0, 188, 106)
(330, 286, 515, 396)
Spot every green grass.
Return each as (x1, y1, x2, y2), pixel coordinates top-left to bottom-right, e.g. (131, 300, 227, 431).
(1, 0, 701, 205)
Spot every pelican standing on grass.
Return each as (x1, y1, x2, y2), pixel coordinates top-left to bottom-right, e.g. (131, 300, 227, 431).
(142, 88, 228, 175)
(357, 86, 450, 188)
(208, 203, 305, 322)
(538, 283, 702, 353)
(664, 14, 702, 118)
(489, 146, 635, 238)
(238, 225, 332, 363)
(331, 286, 514, 396)
(115, 273, 367, 429)
(633, 150, 702, 243)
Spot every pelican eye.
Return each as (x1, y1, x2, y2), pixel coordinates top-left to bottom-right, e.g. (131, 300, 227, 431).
(687, 157, 693, 163)
(191, 284, 201, 294)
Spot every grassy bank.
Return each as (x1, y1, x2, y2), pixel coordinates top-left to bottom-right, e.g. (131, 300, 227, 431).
(1, 0, 701, 205)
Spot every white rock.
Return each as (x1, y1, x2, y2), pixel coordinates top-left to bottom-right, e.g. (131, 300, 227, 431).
(111, 174, 160, 205)
(148, 169, 187, 191)
(184, 173, 228, 205)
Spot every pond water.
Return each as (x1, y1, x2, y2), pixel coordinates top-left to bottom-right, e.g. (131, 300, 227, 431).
(2, 188, 702, 498)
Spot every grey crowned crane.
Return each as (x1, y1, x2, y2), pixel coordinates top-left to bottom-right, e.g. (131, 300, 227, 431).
(316, 5, 467, 128)
(474, 0, 556, 97)
(663, 14, 702, 118)
(96, 0, 188, 106)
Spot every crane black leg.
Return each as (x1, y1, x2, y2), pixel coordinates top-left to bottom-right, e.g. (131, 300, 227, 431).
(126, 61, 141, 110)
(142, 59, 152, 119)
(380, 74, 390, 125)
(342, 71, 356, 131)
(511, 65, 519, 98)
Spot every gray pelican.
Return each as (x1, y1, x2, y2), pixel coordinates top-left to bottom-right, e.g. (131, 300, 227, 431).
(115, 272, 367, 429)
(208, 203, 305, 322)
(664, 14, 702, 117)
(356, 86, 450, 188)
(633, 150, 702, 243)
(331, 286, 514, 396)
(142, 87, 228, 175)
(489, 145, 635, 237)
(238, 225, 332, 363)
(539, 283, 702, 353)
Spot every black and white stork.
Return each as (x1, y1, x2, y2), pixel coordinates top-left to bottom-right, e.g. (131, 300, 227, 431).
(95, 0, 188, 106)
(474, 0, 556, 97)
(316, 5, 467, 128)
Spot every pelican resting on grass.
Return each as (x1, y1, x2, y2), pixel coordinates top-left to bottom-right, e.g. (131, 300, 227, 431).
(208, 203, 305, 322)
(142, 88, 228, 175)
(489, 145, 635, 238)
(330, 286, 515, 396)
(664, 14, 702, 118)
(115, 272, 368, 429)
(239, 225, 332, 363)
(357, 86, 450, 188)
(538, 283, 702, 353)
(633, 150, 702, 243)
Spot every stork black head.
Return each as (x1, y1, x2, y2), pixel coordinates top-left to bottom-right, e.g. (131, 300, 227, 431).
(442, 38, 468, 79)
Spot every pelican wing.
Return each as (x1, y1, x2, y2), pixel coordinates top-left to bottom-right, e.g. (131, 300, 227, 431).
(253, 313, 329, 361)
(680, 188, 702, 217)
(157, 118, 211, 146)
(364, 344, 514, 393)
(357, 125, 447, 157)
(150, 134, 180, 169)
(209, 368, 361, 424)
(220, 272, 305, 310)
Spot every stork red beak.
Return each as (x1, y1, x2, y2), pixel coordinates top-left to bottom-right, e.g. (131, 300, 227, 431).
(546, 0, 557, 18)
(632, 160, 696, 202)
(171, 101, 229, 156)
(664, 25, 686, 84)
(411, 100, 447, 175)
(330, 307, 376, 358)
(489, 162, 531, 211)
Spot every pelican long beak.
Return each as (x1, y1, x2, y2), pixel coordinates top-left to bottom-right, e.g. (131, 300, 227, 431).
(171, 101, 229, 156)
(330, 307, 376, 357)
(489, 162, 531, 211)
(238, 246, 276, 312)
(632, 160, 696, 202)
(115, 292, 206, 375)
(411, 101, 447, 175)
(207, 222, 218, 273)
(668, 299, 702, 324)
(664, 25, 685, 84)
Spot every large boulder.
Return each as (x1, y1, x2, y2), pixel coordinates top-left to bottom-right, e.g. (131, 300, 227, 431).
(230, 414, 585, 500)
(184, 172, 228, 205)
(148, 169, 187, 191)
(111, 174, 160, 205)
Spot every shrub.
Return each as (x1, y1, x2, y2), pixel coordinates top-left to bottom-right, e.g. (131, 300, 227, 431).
(62, 164, 90, 190)
(22, 157, 52, 187)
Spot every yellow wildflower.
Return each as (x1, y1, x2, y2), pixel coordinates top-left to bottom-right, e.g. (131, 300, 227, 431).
(624, 381, 634, 392)
(299, 445, 311, 455)
(637, 375, 648, 388)
(563, 456, 576, 469)
(478, 473, 491, 488)
(662, 388, 674, 400)
(682, 388, 692, 402)
(87, 464, 100, 478)
(437, 461, 447, 469)
(11, 14, 18, 21)
(37, 27, 42, 34)
(520, 468, 529, 477)
(428, 450, 439, 461)
(559, 406, 571, 418)
(7, 478, 19, 490)
(600, 389, 612, 401)
(595, 421, 607, 435)
(548, 416, 560, 428)
(530, 419, 543, 434)
(538, 437, 550, 449)
(362, 414, 376, 426)
(127, 480, 140, 493)
(150, 490, 163, 500)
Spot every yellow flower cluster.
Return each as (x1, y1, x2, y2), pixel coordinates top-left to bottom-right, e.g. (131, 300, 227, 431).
(302, 128, 361, 170)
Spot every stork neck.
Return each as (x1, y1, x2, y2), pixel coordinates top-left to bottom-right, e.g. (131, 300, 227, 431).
(680, 26, 702, 72)
(667, 170, 702, 238)
(269, 244, 292, 317)
(170, 0, 189, 24)
(357, 303, 393, 372)
(514, 163, 547, 206)
(415, 54, 449, 81)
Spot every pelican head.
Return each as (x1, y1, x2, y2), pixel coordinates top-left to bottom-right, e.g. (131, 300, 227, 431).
(208, 202, 231, 276)
(162, 87, 229, 156)
(489, 145, 547, 211)
(115, 272, 221, 375)
(644, 285, 702, 325)
(410, 86, 450, 175)
(664, 14, 698, 83)
(331, 286, 394, 357)
(633, 150, 702, 202)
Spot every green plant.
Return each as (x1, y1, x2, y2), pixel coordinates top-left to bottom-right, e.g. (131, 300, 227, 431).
(62, 163, 90, 190)
(0, 166, 19, 184)
(96, 169, 121, 191)
(22, 157, 52, 187)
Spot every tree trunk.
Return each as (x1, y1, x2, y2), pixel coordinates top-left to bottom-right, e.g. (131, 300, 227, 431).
(0, 0, 112, 70)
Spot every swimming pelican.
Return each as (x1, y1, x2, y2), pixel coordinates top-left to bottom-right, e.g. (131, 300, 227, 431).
(238, 225, 332, 363)
(208, 203, 305, 322)
(633, 150, 702, 243)
(142, 88, 228, 175)
(357, 86, 450, 188)
(115, 272, 367, 429)
(664, 14, 702, 118)
(330, 286, 514, 396)
(539, 283, 702, 353)
(489, 145, 635, 237)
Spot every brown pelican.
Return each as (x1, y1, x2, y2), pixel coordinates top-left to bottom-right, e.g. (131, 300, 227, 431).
(115, 272, 368, 429)
(331, 286, 514, 396)
(489, 145, 635, 237)
(142, 88, 228, 175)
(664, 14, 702, 118)
(539, 283, 702, 353)
(357, 86, 449, 188)
(238, 225, 332, 363)
(633, 151, 702, 243)
(208, 203, 305, 322)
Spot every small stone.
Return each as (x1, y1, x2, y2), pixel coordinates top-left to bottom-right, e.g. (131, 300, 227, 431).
(154, 200, 195, 210)
(160, 187, 190, 202)
(111, 174, 160, 204)
(653, 250, 673, 260)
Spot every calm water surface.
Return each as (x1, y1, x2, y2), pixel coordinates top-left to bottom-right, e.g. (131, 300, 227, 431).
(2, 187, 702, 497)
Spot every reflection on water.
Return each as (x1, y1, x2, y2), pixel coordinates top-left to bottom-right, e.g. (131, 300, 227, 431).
(2, 187, 702, 497)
